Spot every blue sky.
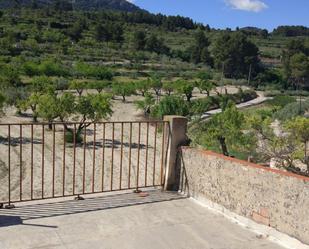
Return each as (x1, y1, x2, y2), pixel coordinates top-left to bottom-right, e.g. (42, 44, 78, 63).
(129, 0, 309, 31)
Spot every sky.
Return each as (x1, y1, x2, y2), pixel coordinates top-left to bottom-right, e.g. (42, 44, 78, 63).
(127, 0, 309, 31)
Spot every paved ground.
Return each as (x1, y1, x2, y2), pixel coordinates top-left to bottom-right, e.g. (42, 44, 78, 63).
(0, 190, 284, 249)
(202, 91, 270, 119)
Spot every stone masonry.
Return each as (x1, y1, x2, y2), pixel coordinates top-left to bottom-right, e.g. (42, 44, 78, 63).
(178, 147, 309, 245)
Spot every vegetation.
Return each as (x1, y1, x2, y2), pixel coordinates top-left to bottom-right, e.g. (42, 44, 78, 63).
(0, 3, 308, 176)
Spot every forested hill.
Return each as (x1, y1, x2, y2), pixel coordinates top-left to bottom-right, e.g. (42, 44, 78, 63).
(0, 0, 143, 12)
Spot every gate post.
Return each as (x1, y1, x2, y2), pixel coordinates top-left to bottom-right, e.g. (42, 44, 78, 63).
(163, 116, 188, 191)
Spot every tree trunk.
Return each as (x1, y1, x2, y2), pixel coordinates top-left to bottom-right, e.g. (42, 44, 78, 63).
(122, 95, 126, 102)
(218, 136, 229, 156)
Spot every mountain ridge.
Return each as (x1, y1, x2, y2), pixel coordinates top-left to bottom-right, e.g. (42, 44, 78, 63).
(0, 0, 143, 12)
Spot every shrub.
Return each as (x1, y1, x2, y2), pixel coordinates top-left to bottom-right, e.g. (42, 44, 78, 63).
(151, 95, 190, 119)
(273, 99, 309, 121)
(65, 129, 83, 144)
(266, 95, 296, 108)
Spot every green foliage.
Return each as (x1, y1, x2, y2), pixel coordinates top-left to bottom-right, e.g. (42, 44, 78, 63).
(112, 82, 136, 102)
(151, 95, 190, 119)
(95, 23, 124, 43)
(197, 103, 252, 156)
(290, 52, 309, 86)
(134, 80, 150, 96)
(282, 39, 309, 88)
(57, 93, 76, 122)
(31, 76, 54, 93)
(150, 75, 163, 97)
(0, 91, 5, 116)
(273, 26, 309, 37)
(88, 81, 111, 93)
(266, 95, 296, 108)
(37, 93, 59, 123)
(23, 60, 68, 77)
(175, 80, 194, 102)
(134, 93, 155, 116)
(0, 64, 22, 88)
(73, 62, 113, 80)
(273, 99, 309, 121)
(145, 34, 169, 55)
(132, 30, 146, 50)
(195, 75, 215, 96)
(189, 29, 212, 65)
(190, 98, 212, 115)
(65, 129, 83, 144)
(69, 80, 87, 96)
(75, 94, 113, 125)
(162, 82, 175, 95)
(213, 32, 260, 78)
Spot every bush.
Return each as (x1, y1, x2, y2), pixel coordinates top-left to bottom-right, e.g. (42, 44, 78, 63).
(65, 129, 83, 144)
(266, 95, 296, 108)
(273, 99, 309, 121)
(152, 95, 190, 119)
(54, 78, 70, 91)
(190, 98, 212, 115)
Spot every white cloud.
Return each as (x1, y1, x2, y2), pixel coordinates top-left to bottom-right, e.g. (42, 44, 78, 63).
(225, 0, 268, 12)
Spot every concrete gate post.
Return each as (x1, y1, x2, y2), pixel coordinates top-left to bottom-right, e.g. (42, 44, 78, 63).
(163, 116, 188, 191)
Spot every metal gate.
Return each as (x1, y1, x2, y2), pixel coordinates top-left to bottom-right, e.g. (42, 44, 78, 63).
(0, 121, 170, 208)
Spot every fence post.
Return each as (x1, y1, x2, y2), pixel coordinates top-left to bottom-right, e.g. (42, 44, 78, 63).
(163, 116, 188, 191)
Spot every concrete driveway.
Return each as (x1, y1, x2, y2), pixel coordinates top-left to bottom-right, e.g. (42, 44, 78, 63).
(0, 190, 285, 249)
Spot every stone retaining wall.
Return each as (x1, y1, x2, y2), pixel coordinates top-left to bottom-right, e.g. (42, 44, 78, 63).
(178, 147, 309, 245)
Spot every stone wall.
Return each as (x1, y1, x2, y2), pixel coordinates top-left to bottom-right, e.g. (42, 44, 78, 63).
(178, 147, 309, 245)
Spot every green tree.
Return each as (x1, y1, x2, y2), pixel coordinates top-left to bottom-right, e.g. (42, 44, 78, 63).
(37, 93, 59, 129)
(22, 76, 55, 122)
(67, 20, 84, 42)
(286, 117, 309, 170)
(134, 80, 150, 96)
(112, 82, 136, 102)
(69, 80, 87, 96)
(135, 93, 155, 116)
(0, 91, 5, 116)
(201, 103, 248, 156)
(133, 30, 146, 50)
(145, 34, 169, 54)
(89, 81, 111, 93)
(150, 76, 163, 102)
(213, 32, 260, 78)
(162, 82, 175, 96)
(75, 94, 112, 132)
(95, 24, 112, 43)
(195, 72, 215, 96)
(189, 29, 212, 65)
(175, 81, 194, 102)
(289, 52, 309, 89)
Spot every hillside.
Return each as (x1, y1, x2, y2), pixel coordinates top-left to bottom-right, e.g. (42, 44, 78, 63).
(0, 0, 143, 12)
